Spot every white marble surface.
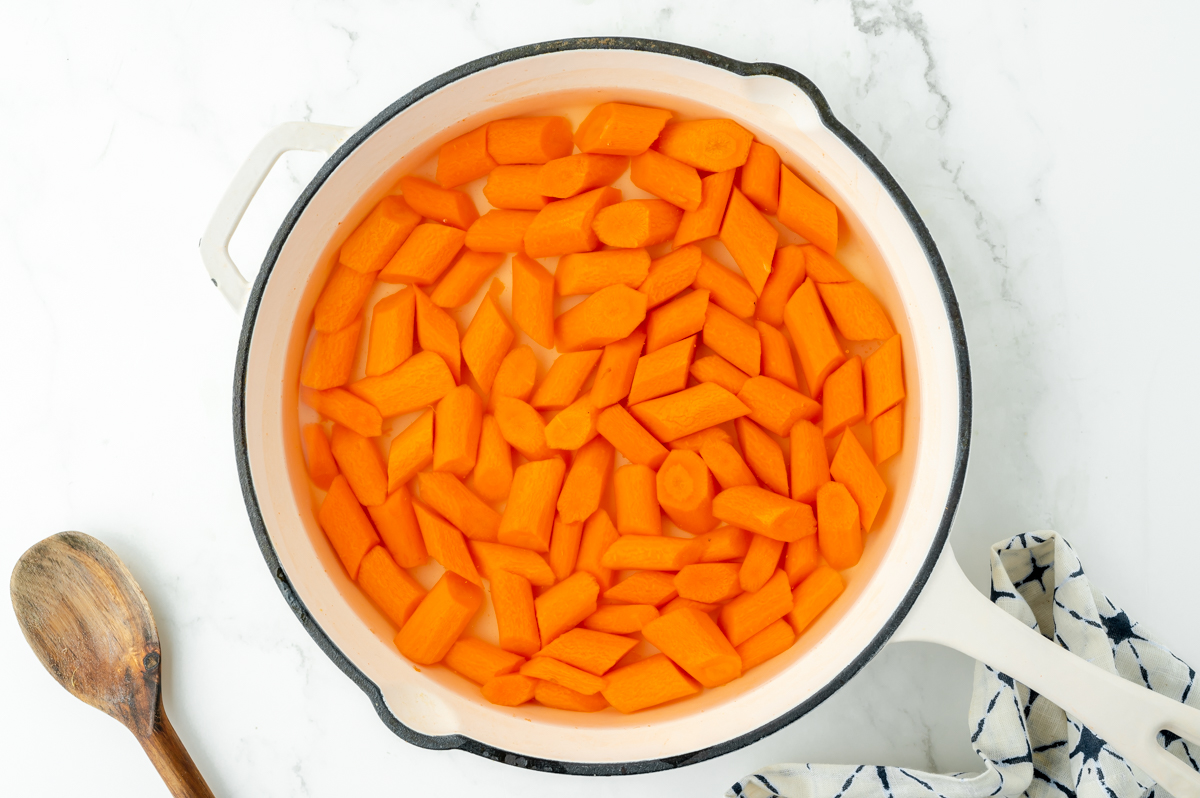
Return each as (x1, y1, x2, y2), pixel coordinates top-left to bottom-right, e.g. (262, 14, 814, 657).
(3, 2, 1199, 795)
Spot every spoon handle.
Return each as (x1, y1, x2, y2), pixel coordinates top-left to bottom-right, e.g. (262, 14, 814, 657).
(136, 698, 215, 798)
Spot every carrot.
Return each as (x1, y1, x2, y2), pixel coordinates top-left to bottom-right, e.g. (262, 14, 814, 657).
(600, 535, 704, 571)
(431, 384, 483, 477)
(822, 356, 864, 438)
(719, 188, 778, 295)
(534, 681, 609, 712)
(483, 165, 550, 211)
(367, 484, 427, 568)
(645, 288, 710, 353)
(357, 546, 427, 629)
(480, 673, 538, 706)
(604, 571, 678, 606)
(873, 404, 903, 465)
(534, 571, 600, 645)
(785, 535, 821, 587)
(472, 417, 513, 503)
(536, 627, 638, 675)
(612, 463, 661, 536)
(303, 386, 383, 438)
(487, 117, 574, 164)
(595, 404, 669, 468)
(592, 199, 683, 248)
(379, 223, 466, 285)
(302, 316, 362, 389)
(719, 569, 794, 646)
(412, 286, 462, 382)
(703, 302, 762, 376)
(690, 354, 750, 395)
(694, 254, 757, 319)
(460, 294, 514, 394)
(864, 334, 905, 422)
(554, 284, 648, 352)
(366, 288, 415, 376)
(350, 348, 457, 422)
(575, 509, 619, 591)
(582, 604, 660, 634)
(736, 618, 795, 671)
(656, 449, 719, 534)
(655, 119, 754, 171)
(543, 391, 600, 450)
(778, 166, 837, 255)
(386, 408, 434, 492)
(628, 382, 750, 443)
(492, 396, 555, 461)
(829, 429, 887, 531)
(555, 248, 650, 296)
(801, 245, 853, 283)
(756, 321, 798, 390)
(302, 423, 338, 490)
(339, 195, 422, 273)
(314, 263, 377, 333)
(548, 517, 584, 583)
(668, 426, 733, 452)
(739, 534, 785, 593)
(674, 169, 736, 248)
(489, 344, 538, 408)
(464, 209, 538, 253)
(783, 278, 846, 398)
(575, 102, 673, 156)
(639, 244, 703, 309)
(816, 481, 862, 569)
(417, 471, 500, 543)
(756, 246, 807, 327)
(329, 424, 388, 506)
(431, 250, 505, 309)
(523, 186, 621, 258)
(817, 281, 894, 341)
(712, 485, 815, 542)
(674, 562, 743, 603)
(556, 435, 614, 524)
(317, 475, 380, 579)
(507, 253, 555, 349)
(628, 335, 696, 405)
(630, 149, 701, 210)
(536, 153, 628, 198)
(444, 637, 525, 685)
(735, 417, 788, 496)
(696, 526, 751, 563)
(530, 350, 602, 409)
(740, 141, 781, 214)
(436, 124, 496, 188)
(601, 653, 700, 713)
(789, 419, 830, 504)
(789, 565, 844, 634)
(491, 569, 541, 656)
(737, 376, 821, 438)
(498, 457, 566, 553)
(590, 331, 646, 409)
(412, 500, 482, 585)
(520, 657, 607, 695)
(642, 607, 742, 688)
(662, 597, 721, 615)
(395, 571, 483, 665)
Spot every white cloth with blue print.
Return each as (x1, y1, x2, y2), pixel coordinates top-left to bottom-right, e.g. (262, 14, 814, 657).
(728, 533, 1199, 798)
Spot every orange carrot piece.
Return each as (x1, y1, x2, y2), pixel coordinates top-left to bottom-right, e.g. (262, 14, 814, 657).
(669, 426, 734, 452)
(789, 565, 845, 634)
(575, 102, 673, 156)
(630, 149, 701, 210)
(602, 653, 700, 713)
(436, 124, 497, 188)
(600, 535, 704, 571)
(873, 404, 903, 465)
(412, 286, 461, 382)
(555, 284, 648, 352)
(740, 534, 785, 593)
(537, 153, 628, 198)
(663, 596, 720, 615)
(614, 464, 662, 536)
(535, 571, 600, 645)
(303, 386, 383, 438)
(800, 245, 852, 283)
(314, 263, 376, 333)
(379, 223, 466, 285)
(480, 673, 538, 706)
(487, 117, 574, 164)
(386, 408, 434, 492)
(520, 656, 607, 695)
(738, 376, 821, 437)
(778, 166, 837, 255)
(789, 419, 830, 503)
(628, 335, 696, 405)
(596, 404, 669, 468)
(674, 169, 736, 248)
(674, 562, 743, 603)
(464, 209, 538, 253)
(499, 457, 566, 552)
(785, 535, 821, 587)
(367, 484, 428, 568)
(317, 475, 380, 579)
(643, 607, 742, 688)
(719, 188, 778, 295)
(604, 571, 678, 606)
(712, 485, 815, 542)
(690, 354, 750, 395)
(536, 627, 637, 675)
(720, 569, 794, 646)
(357, 546, 426, 628)
(735, 417, 788, 496)
(432, 384, 483, 477)
(864, 334, 905, 422)
(490, 344, 538, 408)
(817, 281, 894, 341)
(655, 119, 754, 171)
(548, 516, 584, 583)
(444, 637, 525, 685)
(639, 244, 703, 310)
(784, 278, 846, 398)
(574, 509, 620, 591)
(695, 254, 758, 319)
(822, 356, 864, 438)
(736, 618, 795, 671)
(523, 187, 622, 258)
(645, 288, 710, 353)
(460, 295, 514, 394)
(583, 604, 660, 634)
(657, 449, 719, 534)
(395, 571, 483, 665)
(491, 569, 541, 657)
(350, 346, 456, 421)
(816, 481, 862, 569)
(703, 302, 762, 376)
(556, 248, 651, 296)
(367, 288, 415, 377)
(593, 199, 683, 248)
(697, 526, 751, 563)
(468, 542, 555, 586)
(530, 350, 602, 409)
(493, 396, 555, 461)
(339, 195, 422, 273)
(756, 321, 799, 390)
(535, 681, 609, 712)
(543, 391, 600, 451)
(740, 141, 781, 215)
(757, 246, 807, 327)
(507, 253, 555, 349)
(417, 471, 500, 543)
(302, 423, 338, 490)
(830, 429, 887, 532)
(628, 382, 750, 443)
(412, 500, 482, 585)
(557, 436, 614, 524)
(302, 316, 362, 389)
(590, 331, 646, 409)
(330, 424, 387, 506)
(483, 165, 550, 210)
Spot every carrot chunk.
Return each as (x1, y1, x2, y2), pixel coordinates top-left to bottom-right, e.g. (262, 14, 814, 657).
(628, 382, 750, 443)
(436, 124, 497, 188)
(444, 637, 525, 685)
(487, 117, 573, 164)
(548, 516, 584, 583)
(534, 571, 600, 645)
(536, 153, 628, 198)
(646, 288, 710, 353)
(417, 471, 500, 543)
(412, 286, 462, 382)
(614, 464, 662, 536)
(663, 595, 722, 615)
(583, 604, 660, 634)
(366, 483, 428, 568)
(575, 509, 620, 591)
(639, 244, 703, 309)
(674, 169, 736, 248)
(493, 396, 554, 461)
(669, 426, 734, 452)
(339, 195, 422, 273)
(737, 376, 821, 437)
(690, 354, 750, 395)
(386, 408, 434, 492)
(740, 141, 781, 214)
(302, 316, 362, 389)
(703, 302, 762, 377)
(719, 188, 778, 295)
(556, 436, 614, 524)
(491, 569, 541, 656)
(736, 618, 795, 671)
(431, 385, 483, 477)
(628, 335, 696, 405)
(778, 166, 837, 255)
(596, 405, 669, 468)
(675, 562, 743, 603)
(600, 535, 704, 571)
(657, 449, 719, 534)
(789, 565, 845, 634)
(593, 199, 683, 248)
(756, 246, 807, 327)
(412, 500, 482, 585)
(696, 526, 751, 563)
(864, 334, 905, 422)
(789, 419, 830, 504)
(735, 417, 788, 496)
(483, 165, 550, 210)
(431, 250, 505, 308)
(822, 356, 864, 438)
(523, 186, 621, 258)
(461, 293, 514, 393)
(829, 429, 887, 531)
(498, 457, 566, 552)
(712, 485, 815, 542)
(555, 284, 647, 352)
(719, 569, 794, 646)
(464, 209, 538, 253)
(520, 657, 607, 695)
(530, 350, 602, 409)
(590, 331, 646, 408)
(490, 345, 538, 408)
(480, 673, 538, 706)
(349, 348, 457, 418)
(380, 223, 466, 285)
(800, 245, 853, 283)
(534, 681, 609, 712)
(575, 102, 673, 156)
(395, 571, 483, 665)
(873, 404, 903, 465)
(366, 289, 415, 377)
(785, 535, 821, 587)
(508, 253, 555, 349)
(555, 248, 650, 296)
(642, 607, 742, 688)
(317, 475, 380, 579)
(783, 278, 846, 398)
(604, 571, 678, 606)
(817, 281, 895, 341)
(601, 653, 700, 713)
(655, 119, 754, 171)
(303, 386, 383, 438)
(756, 321, 798, 390)
(302, 423, 339, 490)
(314, 263, 376, 333)
(357, 546, 426, 628)
(536, 627, 638, 675)
(630, 149, 701, 210)
(740, 534, 785, 593)
(695, 254, 757, 319)
(330, 424, 388, 506)
(816, 481, 863, 569)
(543, 391, 600, 450)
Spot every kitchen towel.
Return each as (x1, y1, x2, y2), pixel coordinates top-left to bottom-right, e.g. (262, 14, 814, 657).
(728, 532, 1199, 798)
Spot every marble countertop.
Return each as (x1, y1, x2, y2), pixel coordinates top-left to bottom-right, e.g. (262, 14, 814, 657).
(4, 2, 1198, 795)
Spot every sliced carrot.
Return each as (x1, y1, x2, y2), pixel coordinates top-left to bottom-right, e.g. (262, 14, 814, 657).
(534, 681, 609, 712)
(695, 254, 757, 319)
(386, 408, 434, 492)
(628, 335, 696, 405)
(534, 571, 600, 645)
(645, 288, 710, 353)
(789, 419, 830, 504)
(480, 673, 538, 706)
(367, 484, 427, 568)
(575, 102, 673, 156)
(417, 471, 499, 542)
(736, 618, 795, 671)
(740, 534, 785, 593)
(556, 248, 650, 296)
(600, 535, 704, 571)
(668, 426, 734, 452)
(339, 195, 422, 273)
(444, 637, 525, 685)
(412, 286, 462, 382)
(789, 565, 845, 634)
(663, 594, 721, 615)
(487, 117, 573, 164)
(674, 562, 743, 603)
(536, 153, 628, 198)
(314, 263, 376, 333)
(674, 169, 736, 248)
(756, 246, 807, 327)
(592, 199, 683, 248)
(735, 417, 788, 497)
(498, 457, 566, 553)
(602, 653, 700, 713)
(655, 119, 754, 171)
(604, 571, 678, 606)
(489, 344, 538, 408)
(436, 124, 496, 188)
(590, 331, 646, 409)
(778, 166, 837, 255)
(357, 546, 426, 628)
(329, 424, 387, 506)
(530, 350, 602, 409)
(548, 516, 584, 583)
(412, 500, 481, 585)
(719, 188, 778, 295)
(395, 571, 483, 664)
(460, 294, 514, 394)
(829, 429, 887, 531)
(302, 423, 338, 490)
(737, 375, 821, 437)
(555, 284, 647, 352)
(491, 569, 541, 656)
(520, 656, 607, 695)
(756, 321, 798, 390)
(366, 289, 415, 377)
(696, 526, 751, 563)
(783, 278, 846, 398)
(464, 209, 537, 253)
(703, 302, 761, 377)
(712, 485, 815, 542)
(873, 404, 903, 465)
(816, 481, 862, 569)
(582, 604, 660, 634)
(378, 223, 466, 285)
(523, 186, 621, 258)
(740, 141, 781, 214)
(536, 627, 637, 675)
(302, 316, 362, 389)
(543, 391, 600, 451)
(553, 436, 613, 525)
(508, 253, 555, 349)
(785, 535, 821, 587)
(639, 244, 703, 310)
(628, 382, 750, 443)
(563, 512, 614, 600)
(614, 464, 662, 536)
(719, 569, 794, 646)
(642, 607, 741, 688)
(656, 449, 718, 534)
(822, 356, 864, 438)
(690, 354, 750, 395)
(864, 334, 905, 422)
(596, 404, 669, 468)
(431, 385, 483, 477)
(483, 165, 550, 210)
(630, 149, 701, 210)
(817, 281, 894, 340)
(317, 475, 380, 579)
(432, 251, 504, 309)
(303, 386, 383, 438)
(493, 396, 555, 461)
(801, 245, 852, 283)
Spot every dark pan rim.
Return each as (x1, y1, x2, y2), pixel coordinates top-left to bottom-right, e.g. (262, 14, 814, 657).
(232, 35, 972, 777)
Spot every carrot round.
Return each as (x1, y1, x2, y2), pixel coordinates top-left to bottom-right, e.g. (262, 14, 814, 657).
(536, 153, 628, 198)
(314, 263, 377, 333)
(601, 653, 700, 713)
(444, 637, 525, 685)
(740, 534, 785, 593)
(302, 423, 338, 490)
(417, 471, 500, 543)
(555, 284, 648, 352)
(487, 117, 573, 164)
(329, 424, 388, 507)
(604, 571, 678, 606)
(656, 449, 719, 534)
(864, 334, 905, 422)
(491, 569, 541, 657)
(395, 571, 483, 665)
(498, 457, 566, 552)
(712, 485, 815, 542)
(574, 102, 673, 156)
(735, 416, 788, 497)
(386, 408, 434, 492)
(655, 119, 754, 171)
(483, 165, 550, 211)
(740, 141, 781, 215)
(575, 509, 619, 591)
(614, 463, 662, 536)
(788, 565, 845, 634)
(436, 124, 496, 188)
(357, 545, 426, 629)
(642, 607, 741, 688)
(756, 245, 807, 327)
(674, 562, 743, 603)
(719, 569, 794, 646)
(366, 288, 415, 377)
(557, 436, 614, 524)
(302, 316, 362, 390)
(317, 475, 380, 579)
(629, 149, 701, 210)
(339, 195, 422, 273)
(778, 165, 837, 256)
(592, 199, 683, 248)
(366, 483, 428, 568)
(816, 481, 863, 569)
(789, 419, 830, 504)
(873, 404, 903, 465)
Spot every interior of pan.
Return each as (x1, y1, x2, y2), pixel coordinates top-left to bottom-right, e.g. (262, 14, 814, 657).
(237, 43, 965, 767)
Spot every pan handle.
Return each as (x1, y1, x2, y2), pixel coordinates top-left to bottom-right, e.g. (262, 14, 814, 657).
(893, 544, 1200, 798)
(200, 122, 353, 309)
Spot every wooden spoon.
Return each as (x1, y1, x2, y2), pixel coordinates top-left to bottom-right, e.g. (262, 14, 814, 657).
(10, 531, 214, 797)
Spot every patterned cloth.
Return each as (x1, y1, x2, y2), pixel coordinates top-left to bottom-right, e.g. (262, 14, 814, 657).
(728, 533, 1199, 798)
